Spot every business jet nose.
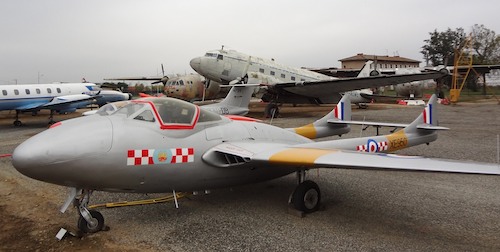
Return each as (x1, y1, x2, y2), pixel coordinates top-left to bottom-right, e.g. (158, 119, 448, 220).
(12, 116, 113, 184)
(190, 57, 201, 73)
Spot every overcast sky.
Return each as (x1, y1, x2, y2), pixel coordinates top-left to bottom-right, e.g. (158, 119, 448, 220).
(1, 0, 499, 84)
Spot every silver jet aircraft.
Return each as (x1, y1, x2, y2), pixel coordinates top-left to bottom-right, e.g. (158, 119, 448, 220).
(12, 94, 499, 233)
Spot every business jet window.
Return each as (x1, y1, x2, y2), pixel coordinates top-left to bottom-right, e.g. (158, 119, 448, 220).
(47, 88, 52, 94)
(25, 89, 30, 95)
(291, 76, 296, 81)
(259, 68, 265, 73)
(281, 73, 286, 78)
(57, 88, 61, 93)
(2, 90, 6, 96)
(36, 88, 41, 94)
(14, 89, 19, 95)
(270, 71, 275, 76)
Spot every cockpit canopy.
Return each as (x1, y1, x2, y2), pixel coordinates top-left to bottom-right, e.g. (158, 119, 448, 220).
(112, 97, 221, 129)
(165, 79, 185, 86)
(204, 51, 224, 60)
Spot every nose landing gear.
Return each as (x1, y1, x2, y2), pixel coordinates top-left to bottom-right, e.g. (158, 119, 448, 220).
(76, 190, 105, 233)
(61, 188, 106, 234)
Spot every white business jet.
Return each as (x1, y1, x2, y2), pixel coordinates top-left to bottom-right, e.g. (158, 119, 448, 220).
(0, 83, 131, 126)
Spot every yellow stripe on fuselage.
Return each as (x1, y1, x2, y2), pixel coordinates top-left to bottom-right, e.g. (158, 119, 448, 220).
(269, 148, 333, 166)
(293, 124, 317, 139)
(386, 130, 408, 152)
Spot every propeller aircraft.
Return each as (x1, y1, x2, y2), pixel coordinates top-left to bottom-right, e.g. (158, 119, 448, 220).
(11, 94, 499, 234)
(189, 48, 449, 115)
(105, 64, 225, 102)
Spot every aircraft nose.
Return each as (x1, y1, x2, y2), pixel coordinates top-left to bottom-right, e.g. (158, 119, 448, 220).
(190, 57, 201, 72)
(12, 116, 113, 184)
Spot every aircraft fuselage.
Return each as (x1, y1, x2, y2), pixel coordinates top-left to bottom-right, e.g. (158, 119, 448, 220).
(12, 98, 308, 193)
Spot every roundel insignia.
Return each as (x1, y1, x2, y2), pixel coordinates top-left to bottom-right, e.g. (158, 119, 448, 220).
(154, 149, 172, 164)
(367, 139, 378, 153)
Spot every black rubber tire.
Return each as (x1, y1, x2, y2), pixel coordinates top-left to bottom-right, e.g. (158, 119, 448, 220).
(78, 210, 105, 233)
(291, 180, 321, 213)
(265, 103, 279, 118)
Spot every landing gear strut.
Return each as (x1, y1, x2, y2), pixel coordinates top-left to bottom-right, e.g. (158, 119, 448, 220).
(73, 189, 105, 233)
(13, 110, 22, 126)
(265, 103, 280, 118)
(48, 110, 56, 125)
(290, 170, 321, 213)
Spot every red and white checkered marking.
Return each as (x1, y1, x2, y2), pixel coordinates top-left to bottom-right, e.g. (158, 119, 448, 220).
(127, 148, 194, 166)
(127, 149, 154, 166)
(171, 148, 194, 164)
(356, 141, 388, 152)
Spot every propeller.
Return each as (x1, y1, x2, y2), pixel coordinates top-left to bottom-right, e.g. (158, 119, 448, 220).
(152, 63, 169, 85)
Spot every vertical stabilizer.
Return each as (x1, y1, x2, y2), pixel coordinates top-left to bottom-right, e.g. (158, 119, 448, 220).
(289, 95, 351, 139)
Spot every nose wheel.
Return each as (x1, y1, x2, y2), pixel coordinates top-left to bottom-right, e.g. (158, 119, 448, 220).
(74, 189, 105, 233)
(78, 210, 104, 233)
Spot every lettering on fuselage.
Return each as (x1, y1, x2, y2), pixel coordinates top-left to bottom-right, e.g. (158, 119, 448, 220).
(386, 131, 409, 151)
(127, 148, 194, 166)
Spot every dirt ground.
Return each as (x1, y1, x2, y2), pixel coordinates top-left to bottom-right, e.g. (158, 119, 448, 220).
(0, 104, 333, 251)
(1, 100, 499, 251)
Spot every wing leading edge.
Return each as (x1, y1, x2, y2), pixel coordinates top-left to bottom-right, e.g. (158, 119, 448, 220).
(273, 70, 448, 99)
(203, 142, 500, 175)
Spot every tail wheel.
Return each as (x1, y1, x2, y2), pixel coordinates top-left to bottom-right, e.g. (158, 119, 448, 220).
(291, 180, 321, 213)
(78, 210, 104, 233)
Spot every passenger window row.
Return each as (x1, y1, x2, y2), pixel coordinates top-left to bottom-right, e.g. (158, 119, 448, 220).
(1, 88, 62, 96)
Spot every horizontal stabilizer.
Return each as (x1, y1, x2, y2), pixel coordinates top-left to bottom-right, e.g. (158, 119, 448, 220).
(328, 119, 408, 129)
(416, 124, 449, 130)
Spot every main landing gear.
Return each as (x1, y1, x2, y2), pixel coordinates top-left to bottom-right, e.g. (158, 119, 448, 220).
(12, 110, 57, 126)
(289, 170, 321, 213)
(13, 110, 22, 126)
(265, 103, 280, 118)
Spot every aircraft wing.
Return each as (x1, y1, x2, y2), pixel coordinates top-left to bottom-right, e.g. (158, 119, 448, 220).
(12, 94, 98, 111)
(202, 142, 499, 175)
(104, 77, 162, 81)
(270, 70, 448, 99)
(327, 120, 449, 130)
(39, 94, 98, 110)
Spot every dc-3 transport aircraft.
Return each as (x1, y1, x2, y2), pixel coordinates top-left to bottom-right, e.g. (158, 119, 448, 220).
(11, 94, 499, 233)
(189, 49, 450, 115)
(0, 82, 132, 126)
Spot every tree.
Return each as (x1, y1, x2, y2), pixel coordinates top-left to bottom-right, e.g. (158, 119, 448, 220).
(421, 28, 466, 66)
(471, 24, 500, 64)
(134, 83, 144, 93)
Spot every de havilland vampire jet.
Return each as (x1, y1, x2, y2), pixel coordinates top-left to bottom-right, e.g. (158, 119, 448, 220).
(189, 49, 449, 115)
(0, 83, 132, 126)
(11, 93, 499, 233)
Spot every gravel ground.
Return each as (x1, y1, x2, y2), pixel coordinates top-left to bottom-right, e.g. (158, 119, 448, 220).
(0, 100, 499, 251)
